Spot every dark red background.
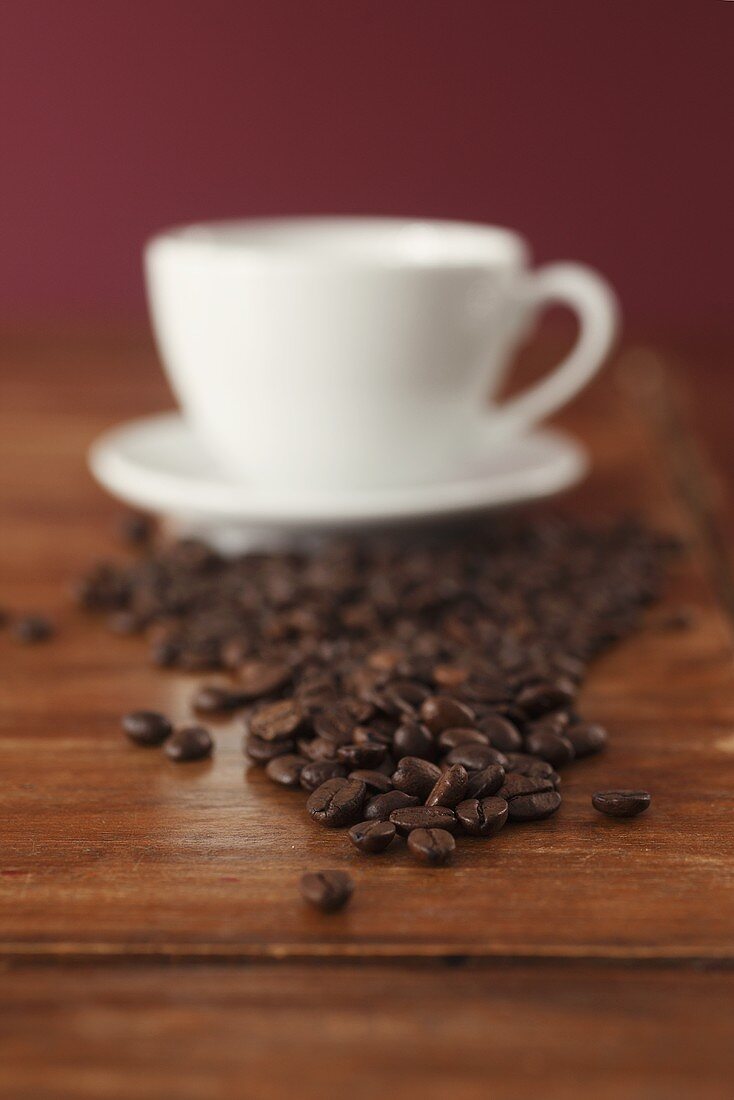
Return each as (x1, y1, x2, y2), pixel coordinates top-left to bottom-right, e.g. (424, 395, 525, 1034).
(1, 1, 731, 326)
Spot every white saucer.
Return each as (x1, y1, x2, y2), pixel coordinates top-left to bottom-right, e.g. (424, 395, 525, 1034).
(89, 412, 588, 548)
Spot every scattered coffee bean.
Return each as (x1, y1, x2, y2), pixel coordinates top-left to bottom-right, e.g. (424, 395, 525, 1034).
(307, 778, 366, 827)
(515, 678, 576, 718)
(420, 695, 475, 734)
(244, 734, 296, 765)
(299, 760, 347, 791)
(523, 730, 575, 767)
(407, 827, 455, 865)
(300, 870, 353, 912)
(249, 699, 303, 741)
(389, 805, 458, 836)
(235, 659, 291, 697)
(475, 713, 523, 752)
(164, 725, 213, 762)
(348, 819, 396, 854)
(464, 764, 505, 799)
(12, 614, 54, 644)
(499, 772, 555, 801)
(456, 796, 509, 836)
(444, 744, 507, 771)
(265, 753, 307, 788)
(393, 721, 436, 760)
(348, 769, 393, 793)
(391, 756, 442, 800)
(122, 709, 172, 746)
(425, 764, 468, 808)
(192, 685, 247, 714)
(566, 722, 608, 757)
(592, 790, 651, 817)
(363, 790, 420, 821)
(337, 741, 387, 769)
(437, 727, 489, 750)
(507, 789, 562, 821)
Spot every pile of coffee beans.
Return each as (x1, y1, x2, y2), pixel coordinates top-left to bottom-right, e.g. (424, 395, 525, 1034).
(80, 516, 671, 896)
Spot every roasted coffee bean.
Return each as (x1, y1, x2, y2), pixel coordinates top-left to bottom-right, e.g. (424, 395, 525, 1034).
(432, 664, 469, 690)
(192, 685, 247, 714)
(444, 744, 507, 771)
(499, 772, 554, 801)
(464, 764, 505, 799)
(236, 659, 291, 698)
(337, 741, 386, 769)
(527, 711, 571, 737)
(566, 722, 608, 757)
(425, 764, 468, 808)
(437, 727, 490, 750)
(265, 753, 307, 787)
(475, 713, 523, 752)
(456, 796, 509, 837)
(300, 870, 353, 912)
(249, 699, 304, 742)
(515, 678, 576, 717)
(407, 827, 455, 865)
(392, 720, 436, 760)
(348, 769, 393, 793)
(12, 614, 54, 644)
(592, 790, 651, 817)
(503, 753, 557, 781)
(307, 778, 366, 827)
(164, 725, 213, 762)
(299, 760, 347, 791)
(389, 805, 458, 836)
(383, 679, 431, 718)
(420, 695, 475, 734)
(122, 709, 172, 746)
(348, 819, 396, 854)
(507, 789, 562, 821)
(244, 733, 296, 765)
(314, 701, 362, 743)
(391, 756, 442, 800)
(523, 730, 575, 767)
(363, 790, 420, 821)
(299, 736, 340, 763)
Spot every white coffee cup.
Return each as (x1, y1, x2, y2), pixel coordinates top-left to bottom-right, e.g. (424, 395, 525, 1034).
(145, 217, 617, 492)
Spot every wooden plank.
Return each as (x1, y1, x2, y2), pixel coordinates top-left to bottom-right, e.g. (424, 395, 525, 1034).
(0, 961, 732, 1100)
(1, 332, 733, 959)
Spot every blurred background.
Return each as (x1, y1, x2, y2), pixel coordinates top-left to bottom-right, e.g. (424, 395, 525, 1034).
(1, 0, 730, 331)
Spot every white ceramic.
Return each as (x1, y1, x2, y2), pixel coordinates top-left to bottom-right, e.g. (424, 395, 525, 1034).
(89, 411, 588, 549)
(145, 217, 617, 492)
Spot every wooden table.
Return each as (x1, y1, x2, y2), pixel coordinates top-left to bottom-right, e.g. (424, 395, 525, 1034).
(1, 329, 733, 1098)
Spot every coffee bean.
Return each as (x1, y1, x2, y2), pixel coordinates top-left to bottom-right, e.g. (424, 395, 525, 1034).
(307, 778, 367, 827)
(475, 713, 523, 752)
(363, 790, 420, 821)
(348, 769, 393, 793)
(464, 764, 505, 799)
(432, 664, 469, 690)
(249, 699, 303, 741)
(300, 870, 353, 912)
(507, 789, 562, 821)
(299, 760, 347, 791)
(503, 753, 557, 781)
(192, 685, 247, 714)
(244, 733, 296, 765)
(314, 700, 363, 743)
(348, 819, 396, 854)
(337, 742, 387, 769)
(265, 753, 307, 787)
(233, 658, 291, 697)
(392, 721, 436, 760)
(13, 614, 54, 644)
(444, 744, 507, 771)
(420, 695, 475, 734)
(567, 722, 608, 757)
(164, 725, 213, 762)
(122, 710, 172, 746)
(383, 679, 431, 718)
(425, 764, 468, 808)
(437, 727, 490, 751)
(523, 730, 575, 767)
(391, 756, 442, 800)
(456, 796, 509, 836)
(499, 772, 554, 801)
(592, 790, 651, 817)
(515, 678, 576, 718)
(407, 827, 456, 865)
(389, 805, 458, 836)
(299, 736, 340, 762)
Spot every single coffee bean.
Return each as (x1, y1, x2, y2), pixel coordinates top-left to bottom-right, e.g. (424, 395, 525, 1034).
(307, 777, 367, 827)
(363, 790, 420, 821)
(567, 722, 608, 757)
(392, 721, 436, 760)
(122, 709, 172, 747)
(389, 805, 458, 836)
(337, 741, 387, 769)
(437, 727, 490, 750)
(164, 725, 213, 762)
(456, 796, 509, 836)
(523, 730, 575, 767)
(507, 789, 562, 821)
(299, 736, 340, 763)
(348, 769, 393, 793)
(420, 695, 475, 734)
(444, 744, 507, 771)
(391, 756, 442, 800)
(383, 679, 431, 717)
(592, 790, 651, 817)
(300, 870, 353, 912)
(464, 764, 505, 799)
(249, 699, 303, 741)
(234, 658, 291, 698)
(475, 713, 523, 752)
(407, 827, 455, 865)
(314, 701, 361, 743)
(12, 614, 54, 644)
(348, 819, 396, 854)
(244, 733, 296, 765)
(527, 711, 571, 737)
(192, 685, 247, 714)
(425, 763, 468, 808)
(515, 678, 576, 717)
(299, 760, 347, 791)
(503, 753, 557, 781)
(432, 664, 469, 690)
(499, 772, 554, 801)
(265, 753, 307, 788)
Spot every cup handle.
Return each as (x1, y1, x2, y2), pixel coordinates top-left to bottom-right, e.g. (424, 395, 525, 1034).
(489, 262, 619, 436)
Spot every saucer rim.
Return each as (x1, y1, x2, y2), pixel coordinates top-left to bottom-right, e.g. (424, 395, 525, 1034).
(89, 411, 588, 526)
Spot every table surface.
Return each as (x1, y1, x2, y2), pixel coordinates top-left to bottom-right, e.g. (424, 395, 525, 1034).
(1, 329, 733, 1099)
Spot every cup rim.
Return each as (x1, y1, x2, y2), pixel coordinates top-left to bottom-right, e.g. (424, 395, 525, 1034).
(144, 215, 529, 271)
